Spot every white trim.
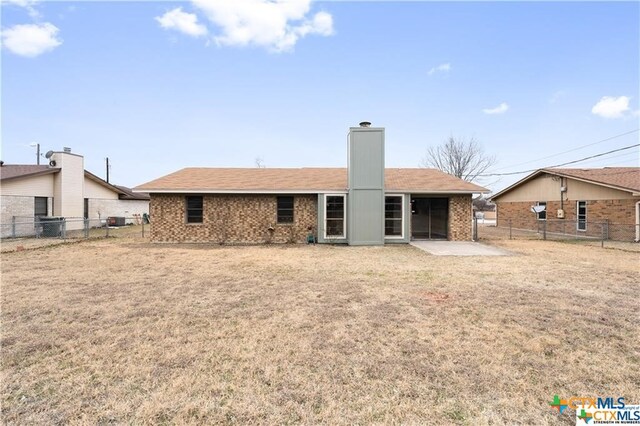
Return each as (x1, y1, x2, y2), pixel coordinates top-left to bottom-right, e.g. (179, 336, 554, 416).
(388, 189, 486, 194)
(384, 194, 404, 239)
(324, 194, 346, 240)
(536, 201, 547, 221)
(576, 200, 587, 231)
(135, 189, 348, 194)
(136, 189, 482, 195)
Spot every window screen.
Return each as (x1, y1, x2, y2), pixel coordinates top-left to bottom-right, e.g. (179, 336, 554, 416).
(385, 196, 402, 237)
(325, 195, 345, 237)
(186, 196, 203, 223)
(277, 196, 294, 223)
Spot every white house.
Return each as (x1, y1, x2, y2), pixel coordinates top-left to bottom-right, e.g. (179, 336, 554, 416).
(0, 149, 149, 237)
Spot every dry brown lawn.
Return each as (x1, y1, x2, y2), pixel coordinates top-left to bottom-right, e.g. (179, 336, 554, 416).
(1, 238, 639, 425)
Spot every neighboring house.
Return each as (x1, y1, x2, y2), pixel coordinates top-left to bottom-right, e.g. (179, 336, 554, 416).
(0, 149, 149, 237)
(491, 167, 640, 241)
(135, 123, 487, 245)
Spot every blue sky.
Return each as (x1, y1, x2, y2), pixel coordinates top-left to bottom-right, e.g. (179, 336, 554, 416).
(2, 1, 639, 192)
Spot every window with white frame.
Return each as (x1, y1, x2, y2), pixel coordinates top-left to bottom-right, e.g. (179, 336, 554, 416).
(385, 195, 403, 237)
(577, 201, 587, 231)
(325, 195, 345, 238)
(536, 201, 547, 220)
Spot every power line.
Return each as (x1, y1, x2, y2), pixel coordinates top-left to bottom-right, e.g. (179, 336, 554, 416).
(570, 150, 637, 167)
(478, 143, 640, 177)
(491, 128, 639, 172)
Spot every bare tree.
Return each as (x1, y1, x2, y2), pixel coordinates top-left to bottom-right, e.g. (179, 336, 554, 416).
(255, 157, 266, 168)
(472, 195, 495, 211)
(420, 136, 495, 182)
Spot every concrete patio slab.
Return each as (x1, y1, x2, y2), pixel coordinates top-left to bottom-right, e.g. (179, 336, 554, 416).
(410, 241, 511, 256)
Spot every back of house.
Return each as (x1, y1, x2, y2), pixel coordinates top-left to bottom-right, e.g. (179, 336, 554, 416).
(134, 123, 488, 245)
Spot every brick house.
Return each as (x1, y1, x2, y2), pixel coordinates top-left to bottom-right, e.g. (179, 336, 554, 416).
(135, 123, 487, 245)
(0, 149, 149, 237)
(491, 167, 640, 241)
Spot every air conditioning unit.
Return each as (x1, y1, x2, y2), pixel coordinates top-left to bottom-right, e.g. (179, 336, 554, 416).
(557, 209, 565, 219)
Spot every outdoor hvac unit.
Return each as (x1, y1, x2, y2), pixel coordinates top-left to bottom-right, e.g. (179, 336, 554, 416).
(107, 216, 126, 226)
(556, 209, 565, 219)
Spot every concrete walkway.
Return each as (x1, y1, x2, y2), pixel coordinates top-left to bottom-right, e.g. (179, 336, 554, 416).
(410, 241, 511, 256)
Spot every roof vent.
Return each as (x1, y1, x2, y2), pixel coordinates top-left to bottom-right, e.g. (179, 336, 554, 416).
(63, 147, 71, 153)
(359, 121, 371, 128)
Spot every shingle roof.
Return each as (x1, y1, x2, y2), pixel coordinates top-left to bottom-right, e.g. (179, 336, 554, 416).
(0, 164, 151, 200)
(491, 167, 640, 200)
(0, 165, 59, 181)
(114, 185, 150, 201)
(544, 167, 640, 192)
(134, 167, 487, 193)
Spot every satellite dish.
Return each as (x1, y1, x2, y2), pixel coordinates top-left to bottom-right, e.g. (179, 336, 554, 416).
(45, 150, 54, 159)
(49, 160, 57, 167)
(531, 205, 546, 213)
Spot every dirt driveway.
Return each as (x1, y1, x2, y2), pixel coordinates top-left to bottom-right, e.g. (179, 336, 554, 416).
(1, 238, 638, 424)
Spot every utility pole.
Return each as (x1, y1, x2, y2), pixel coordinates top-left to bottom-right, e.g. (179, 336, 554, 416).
(106, 157, 110, 183)
(30, 143, 40, 165)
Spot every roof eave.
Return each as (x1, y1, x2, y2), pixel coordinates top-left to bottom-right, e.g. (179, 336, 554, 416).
(0, 168, 60, 182)
(388, 189, 489, 194)
(84, 171, 127, 196)
(490, 170, 545, 201)
(541, 169, 640, 194)
(134, 188, 349, 194)
(135, 188, 486, 194)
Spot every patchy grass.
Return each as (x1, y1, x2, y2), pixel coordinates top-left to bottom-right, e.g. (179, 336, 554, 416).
(1, 239, 638, 424)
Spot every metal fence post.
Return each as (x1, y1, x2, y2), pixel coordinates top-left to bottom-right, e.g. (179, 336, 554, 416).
(543, 220, 547, 240)
(11, 216, 16, 239)
(61, 218, 66, 239)
(601, 223, 605, 248)
(141, 220, 145, 238)
(509, 219, 512, 240)
(106, 221, 109, 238)
(84, 219, 89, 238)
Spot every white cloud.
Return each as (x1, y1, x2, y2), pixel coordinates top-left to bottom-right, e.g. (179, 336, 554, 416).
(2, 0, 41, 19)
(591, 96, 630, 119)
(1, 22, 62, 57)
(155, 7, 208, 38)
(428, 63, 451, 75)
(191, 0, 334, 52)
(482, 102, 509, 115)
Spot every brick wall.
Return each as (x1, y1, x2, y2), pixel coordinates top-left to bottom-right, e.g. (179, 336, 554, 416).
(497, 199, 638, 226)
(496, 198, 639, 241)
(448, 195, 472, 241)
(150, 194, 317, 244)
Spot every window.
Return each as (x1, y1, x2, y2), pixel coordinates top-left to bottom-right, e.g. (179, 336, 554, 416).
(536, 201, 547, 220)
(325, 195, 345, 238)
(34, 197, 47, 218)
(385, 195, 403, 237)
(277, 196, 294, 224)
(577, 201, 587, 231)
(186, 196, 203, 223)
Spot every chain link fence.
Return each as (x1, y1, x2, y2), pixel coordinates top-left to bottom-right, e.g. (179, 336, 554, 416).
(1, 215, 150, 251)
(474, 218, 639, 250)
